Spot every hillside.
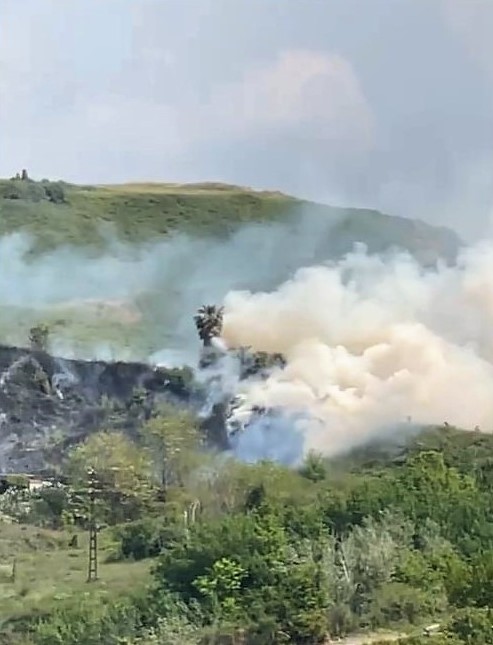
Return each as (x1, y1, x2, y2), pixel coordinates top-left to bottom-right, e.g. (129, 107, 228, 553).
(0, 177, 462, 357)
(0, 177, 490, 645)
(0, 177, 460, 259)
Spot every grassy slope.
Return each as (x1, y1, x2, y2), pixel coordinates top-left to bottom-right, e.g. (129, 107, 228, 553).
(0, 179, 459, 257)
(0, 523, 150, 627)
(0, 181, 301, 252)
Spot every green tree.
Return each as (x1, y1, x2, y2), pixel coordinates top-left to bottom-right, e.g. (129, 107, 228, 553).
(446, 607, 493, 643)
(29, 323, 50, 351)
(153, 509, 330, 642)
(194, 556, 246, 620)
(140, 404, 201, 490)
(193, 304, 223, 347)
(67, 431, 152, 524)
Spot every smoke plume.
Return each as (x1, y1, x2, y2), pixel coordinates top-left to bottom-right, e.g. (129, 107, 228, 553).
(221, 241, 493, 460)
(1, 214, 486, 463)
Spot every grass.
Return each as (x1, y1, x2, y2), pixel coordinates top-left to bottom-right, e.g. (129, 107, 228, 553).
(0, 522, 151, 626)
(0, 178, 459, 255)
(0, 180, 300, 253)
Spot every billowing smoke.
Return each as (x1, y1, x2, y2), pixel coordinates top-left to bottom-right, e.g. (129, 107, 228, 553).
(0, 213, 483, 464)
(220, 241, 493, 461)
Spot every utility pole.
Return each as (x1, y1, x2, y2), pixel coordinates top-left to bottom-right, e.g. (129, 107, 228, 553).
(87, 467, 99, 583)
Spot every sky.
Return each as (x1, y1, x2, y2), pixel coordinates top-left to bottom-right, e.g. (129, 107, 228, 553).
(1, 0, 493, 239)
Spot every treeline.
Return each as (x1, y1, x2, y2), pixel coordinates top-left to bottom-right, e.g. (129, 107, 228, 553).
(1, 171, 66, 204)
(1, 409, 492, 644)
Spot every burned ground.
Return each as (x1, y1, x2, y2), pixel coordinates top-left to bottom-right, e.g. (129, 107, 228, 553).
(0, 344, 229, 474)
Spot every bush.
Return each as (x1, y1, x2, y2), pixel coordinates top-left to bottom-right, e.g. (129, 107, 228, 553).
(0, 178, 66, 204)
(24, 486, 71, 529)
(366, 582, 442, 628)
(112, 517, 184, 561)
(2, 178, 46, 201)
(31, 596, 141, 645)
(42, 181, 66, 204)
(446, 607, 493, 643)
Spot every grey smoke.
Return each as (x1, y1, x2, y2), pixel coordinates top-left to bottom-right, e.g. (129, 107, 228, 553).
(230, 409, 305, 466)
(0, 209, 348, 358)
(0, 210, 484, 465)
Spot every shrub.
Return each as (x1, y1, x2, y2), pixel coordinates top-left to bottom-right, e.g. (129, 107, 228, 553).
(42, 181, 66, 204)
(112, 517, 184, 561)
(31, 596, 141, 645)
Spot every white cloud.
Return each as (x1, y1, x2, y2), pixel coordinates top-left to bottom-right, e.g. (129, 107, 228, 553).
(1, 19, 372, 182)
(79, 49, 373, 159)
(195, 50, 373, 148)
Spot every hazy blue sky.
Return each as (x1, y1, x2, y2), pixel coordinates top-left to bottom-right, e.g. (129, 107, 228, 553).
(1, 0, 492, 238)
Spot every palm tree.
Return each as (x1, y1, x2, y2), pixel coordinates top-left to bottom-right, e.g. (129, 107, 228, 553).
(194, 305, 224, 346)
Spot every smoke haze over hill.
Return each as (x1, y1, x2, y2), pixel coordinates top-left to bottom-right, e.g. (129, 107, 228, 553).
(0, 202, 459, 359)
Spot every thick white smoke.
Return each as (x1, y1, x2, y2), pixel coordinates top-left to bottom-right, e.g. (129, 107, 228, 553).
(220, 242, 493, 459)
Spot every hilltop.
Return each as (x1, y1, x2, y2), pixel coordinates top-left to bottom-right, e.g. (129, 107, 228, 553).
(0, 176, 460, 259)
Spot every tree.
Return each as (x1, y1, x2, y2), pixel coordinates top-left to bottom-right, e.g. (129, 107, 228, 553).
(300, 452, 327, 482)
(194, 556, 247, 620)
(43, 181, 66, 204)
(140, 404, 201, 490)
(67, 431, 152, 523)
(446, 607, 493, 643)
(154, 509, 330, 643)
(194, 304, 224, 347)
(464, 550, 493, 608)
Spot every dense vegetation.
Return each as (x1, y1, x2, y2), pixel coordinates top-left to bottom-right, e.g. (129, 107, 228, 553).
(0, 409, 491, 644)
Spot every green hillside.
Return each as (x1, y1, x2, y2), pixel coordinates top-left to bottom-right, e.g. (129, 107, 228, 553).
(0, 177, 460, 259)
(0, 176, 462, 357)
(0, 179, 298, 253)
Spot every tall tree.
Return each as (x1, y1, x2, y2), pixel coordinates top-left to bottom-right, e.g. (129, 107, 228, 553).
(140, 404, 201, 490)
(67, 431, 152, 523)
(194, 305, 224, 347)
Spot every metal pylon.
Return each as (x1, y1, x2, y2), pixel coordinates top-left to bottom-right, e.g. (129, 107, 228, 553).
(87, 468, 98, 582)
